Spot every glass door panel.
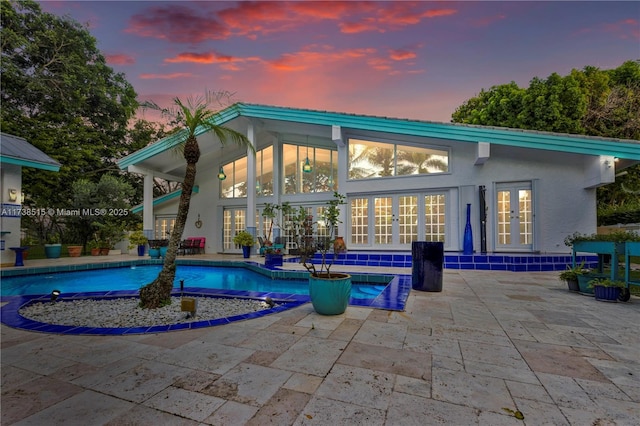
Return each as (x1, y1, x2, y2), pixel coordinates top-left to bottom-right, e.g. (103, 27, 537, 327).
(223, 208, 246, 252)
(496, 183, 533, 250)
(374, 197, 393, 245)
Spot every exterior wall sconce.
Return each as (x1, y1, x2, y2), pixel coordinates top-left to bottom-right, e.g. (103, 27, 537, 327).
(217, 166, 226, 180)
(8, 188, 18, 202)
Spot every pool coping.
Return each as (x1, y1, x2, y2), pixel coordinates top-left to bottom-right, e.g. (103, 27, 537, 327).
(0, 259, 411, 335)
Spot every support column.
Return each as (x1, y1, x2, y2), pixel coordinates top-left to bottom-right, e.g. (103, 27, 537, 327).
(246, 121, 257, 252)
(143, 172, 154, 239)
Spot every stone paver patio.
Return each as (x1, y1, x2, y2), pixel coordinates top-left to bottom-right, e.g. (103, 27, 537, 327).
(1, 255, 639, 425)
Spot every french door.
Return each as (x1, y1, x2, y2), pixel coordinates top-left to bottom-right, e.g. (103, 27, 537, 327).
(223, 208, 247, 252)
(496, 182, 533, 251)
(350, 193, 445, 250)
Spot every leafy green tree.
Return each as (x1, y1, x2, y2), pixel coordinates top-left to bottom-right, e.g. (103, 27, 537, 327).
(0, 0, 137, 209)
(452, 61, 640, 221)
(138, 92, 254, 309)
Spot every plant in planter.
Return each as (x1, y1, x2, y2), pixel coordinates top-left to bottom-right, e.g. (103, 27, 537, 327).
(44, 233, 62, 259)
(87, 239, 101, 256)
(558, 261, 585, 292)
(588, 277, 627, 302)
(233, 230, 255, 258)
(148, 240, 162, 259)
(128, 229, 148, 256)
(67, 244, 83, 257)
(299, 192, 351, 315)
(264, 246, 283, 267)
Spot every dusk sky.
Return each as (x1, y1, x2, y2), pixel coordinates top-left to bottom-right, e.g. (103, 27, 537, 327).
(39, 1, 639, 123)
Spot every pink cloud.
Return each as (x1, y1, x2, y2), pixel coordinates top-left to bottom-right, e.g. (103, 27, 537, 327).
(126, 5, 229, 42)
(472, 14, 507, 27)
(139, 73, 194, 80)
(106, 53, 135, 65)
(164, 51, 237, 64)
(389, 49, 417, 61)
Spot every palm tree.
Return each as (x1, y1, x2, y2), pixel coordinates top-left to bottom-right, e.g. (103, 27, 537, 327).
(139, 91, 254, 308)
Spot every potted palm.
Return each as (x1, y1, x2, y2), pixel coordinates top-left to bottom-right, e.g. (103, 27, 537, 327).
(87, 239, 100, 256)
(233, 230, 255, 258)
(300, 192, 351, 315)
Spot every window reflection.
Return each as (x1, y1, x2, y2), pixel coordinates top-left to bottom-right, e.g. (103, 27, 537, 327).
(348, 138, 448, 179)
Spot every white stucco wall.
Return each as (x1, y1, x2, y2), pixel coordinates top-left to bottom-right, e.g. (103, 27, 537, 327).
(143, 131, 607, 255)
(0, 164, 23, 265)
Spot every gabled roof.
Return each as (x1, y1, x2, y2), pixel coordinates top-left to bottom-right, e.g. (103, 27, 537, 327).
(0, 132, 61, 171)
(118, 103, 640, 169)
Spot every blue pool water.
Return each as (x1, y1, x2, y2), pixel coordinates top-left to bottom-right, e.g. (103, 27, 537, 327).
(1, 265, 388, 299)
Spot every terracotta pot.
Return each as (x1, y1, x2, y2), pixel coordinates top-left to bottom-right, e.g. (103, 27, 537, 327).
(91, 248, 100, 256)
(67, 245, 82, 257)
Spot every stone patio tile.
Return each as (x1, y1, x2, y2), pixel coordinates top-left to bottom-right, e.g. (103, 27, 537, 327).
(70, 356, 144, 389)
(558, 395, 640, 425)
(393, 374, 431, 398)
(513, 339, 610, 382)
(431, 368, 513, 413)
(495, 319, 536, 341)
(172, 369, 221, 392)
(198, 324, 261, 346)
(143, 386, 225, 421)
(204, 400, 259, 426)
(1, 350, 76, 376)
(459, 340, 529, 370)
(338, 341, 431, 380)
(1, 376, 84, 424)
(587, 358, 640, 388)
(54, 338, 145, 367)
(282, 372, 324, 394)
(535, 372, 595, 410)
(352, 320, 407, 349)
(575, 377, 632, 401)
(522, 324, 597, 347)
(12, 390, 133, 426)
(271, 336, 347, 377)
(512, 398, 570, 425)
(597, 342, 640, 363)
(243, 349, 281, 367)
(328, 318, 364, 341)
(504, 380, 554, 404)
(202, 362, 292, 406)
(464, 360, 539, 384)
(432, 323, 512, 346)
(344, 306, 373, 320)
(83, 359, 193, 403)
(1, 365, 42, 391)
(245, 388, 311, 426)
(431, 354, 465, 372)
(315, 364, 394, 410)
(105, 404, 201, 425)
(237, 329, 301, 353)
(386, 392, 480, 425)
(403, 333, 462, 359)
(161, 340, 255, 375)
(138, 328, 208, 349)
(619, 384, 640, 402)
(478, 410, 525, 426)
(293, 396, 385, 425)
(295, 312, 346, 331)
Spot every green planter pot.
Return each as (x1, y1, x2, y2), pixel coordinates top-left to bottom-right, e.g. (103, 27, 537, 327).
(309, 273, 351, 315)
(44, 244, 62, 259)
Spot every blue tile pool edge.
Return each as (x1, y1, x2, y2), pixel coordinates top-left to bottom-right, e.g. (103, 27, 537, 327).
(0, 263, 410, 335)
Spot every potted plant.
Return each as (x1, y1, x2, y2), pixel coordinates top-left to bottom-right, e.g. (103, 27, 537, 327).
(44, 233, 62, 259)
(148, 240, 161, 259)
(299, 192, 351, 315)
(558, 261, 584, 292)
(588, 277, 626, 302)
(233, 230, 255, 258)
(67, 244, 83, 257)
(87, 239, 100, 256)
(128, 229, 148, 256)
(264, 246, 283, 267)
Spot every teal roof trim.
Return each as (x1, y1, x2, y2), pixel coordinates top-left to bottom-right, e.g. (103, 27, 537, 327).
(0, 155, 61, 171)
(118, 103, 640, 166)
(118, 106, 242, 169)
(130, 186, 199, 214)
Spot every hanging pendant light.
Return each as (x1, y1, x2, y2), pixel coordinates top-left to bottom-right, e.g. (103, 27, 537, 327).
(303, 140, 312, 173)
(217, 165, 226, 180)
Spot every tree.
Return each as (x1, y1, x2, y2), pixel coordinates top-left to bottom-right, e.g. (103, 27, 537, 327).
(1, 0, 137, 209)
(138, 92, 254, 309)
(452, 61, 640, 221)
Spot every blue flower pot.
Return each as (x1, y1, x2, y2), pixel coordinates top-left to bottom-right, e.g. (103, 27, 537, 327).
(44, 244, 62, 259)
(149, 248, 160, 259)
(137, 245, 145, 256)
(594, 286, 620, 302)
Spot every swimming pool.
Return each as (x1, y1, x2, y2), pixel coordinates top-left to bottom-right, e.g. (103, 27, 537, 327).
(0, 265, 388, 300)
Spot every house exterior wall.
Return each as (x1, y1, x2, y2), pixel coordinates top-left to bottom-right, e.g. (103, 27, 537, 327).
(145, 132, 600, 255)
(0, 164, 22, 266)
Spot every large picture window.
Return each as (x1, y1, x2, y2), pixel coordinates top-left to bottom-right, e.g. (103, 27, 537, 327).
(220, 157, 248, 198)
(255, 146, 273, 197)
(283, 144, 337, 194)
(348, 138, 448, 180)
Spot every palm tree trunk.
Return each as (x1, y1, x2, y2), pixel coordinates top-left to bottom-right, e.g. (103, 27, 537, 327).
(140, 137, 199, 308)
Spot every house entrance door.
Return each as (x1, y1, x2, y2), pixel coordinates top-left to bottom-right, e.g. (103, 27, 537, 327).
(223, 208, 247, 253)
(496, 182, 533, 251)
